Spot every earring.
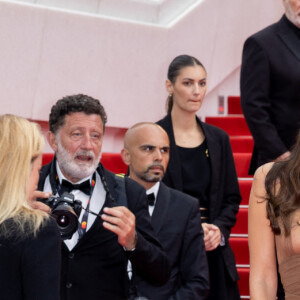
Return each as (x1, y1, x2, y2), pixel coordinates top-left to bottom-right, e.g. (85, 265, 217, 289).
(168, 94, 173, 99)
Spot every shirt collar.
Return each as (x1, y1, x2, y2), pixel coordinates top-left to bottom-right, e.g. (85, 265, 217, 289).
(146, 182, 160, 199)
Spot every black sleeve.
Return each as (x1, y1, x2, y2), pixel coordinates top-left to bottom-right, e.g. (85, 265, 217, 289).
(213, 134, 241, 241)
(240, 36, 287, 161)
(125, 178, 171, 286)
(170, 199, 209, 300)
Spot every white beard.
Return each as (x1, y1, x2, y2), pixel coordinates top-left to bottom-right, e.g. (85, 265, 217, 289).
(56, 137, 101, 182)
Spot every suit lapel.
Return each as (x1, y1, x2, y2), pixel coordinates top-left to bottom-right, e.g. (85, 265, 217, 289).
(277, 16, 300, 62)
(161, 114, 183, 190)
(151, 183, 170, 234)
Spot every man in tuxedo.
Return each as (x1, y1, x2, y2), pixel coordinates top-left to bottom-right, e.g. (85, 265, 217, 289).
(240, 0, 300, 175)
(121, 122, 209, 300)
(37, 94, 170, 300)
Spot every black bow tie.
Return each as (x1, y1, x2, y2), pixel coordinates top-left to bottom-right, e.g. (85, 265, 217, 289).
(61, 179, 91, 196)
(147, 193, 155, 206)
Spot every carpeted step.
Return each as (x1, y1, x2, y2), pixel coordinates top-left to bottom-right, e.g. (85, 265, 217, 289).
(238, 179, 252, 205)
(232, 208, 248, 234)
(233, 153, 252, 178)
(230, 136, 253, 153)
(42, 153, 54, 165)
(229, 237, 249, 265)
(228, 96, 243, 115)
(205, 116, 251, 136)
(101, 153, 128, 174)
(237, 267, 249, 296)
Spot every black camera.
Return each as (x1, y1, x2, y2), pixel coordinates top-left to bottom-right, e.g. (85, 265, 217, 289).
(44, 193, 82, 240)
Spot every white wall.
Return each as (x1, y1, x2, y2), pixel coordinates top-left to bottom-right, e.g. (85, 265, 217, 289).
(0, 0, 283, 152)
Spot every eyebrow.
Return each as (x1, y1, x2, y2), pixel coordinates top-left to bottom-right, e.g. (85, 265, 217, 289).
(182, 77, 206, 81)
(139, 145, 170, 150)
(139, 144, 155, 149)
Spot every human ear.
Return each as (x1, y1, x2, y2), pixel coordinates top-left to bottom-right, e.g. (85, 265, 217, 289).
(121, 148, 131, 166)
(46, 131, 58, 152)
(165, 79, 174, 95)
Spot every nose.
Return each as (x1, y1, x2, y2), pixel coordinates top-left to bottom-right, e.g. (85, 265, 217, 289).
(193, 83, 200, 94)
(154, 149, 163, 161)
(81, 134, 93, 150)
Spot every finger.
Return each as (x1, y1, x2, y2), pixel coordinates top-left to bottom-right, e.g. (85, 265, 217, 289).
(101, 213, 123, 227)
(204, 233, 212, 243)
(102, 219, 136, 249)
(32, 190, 52, 200)
(103, 206, 133, 219)
(30, 201, 51, 213)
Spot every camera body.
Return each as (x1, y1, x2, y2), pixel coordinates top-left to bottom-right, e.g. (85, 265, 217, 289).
(45, 193, 82, 240)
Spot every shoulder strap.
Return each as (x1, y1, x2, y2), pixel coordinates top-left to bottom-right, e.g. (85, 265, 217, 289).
(114, 174, 128, 207)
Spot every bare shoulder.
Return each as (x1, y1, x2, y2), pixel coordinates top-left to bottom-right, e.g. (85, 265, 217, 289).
(253, 162, 274, 182)
(249, 163, 274, 206)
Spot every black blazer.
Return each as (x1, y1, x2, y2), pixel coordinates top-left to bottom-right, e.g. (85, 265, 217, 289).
(136, 182, 209, 300)
(0, 217, 61, 300)
(38, 162, 170, 300)
(157, 114, 241, 282)
(240, 15, 300, 173)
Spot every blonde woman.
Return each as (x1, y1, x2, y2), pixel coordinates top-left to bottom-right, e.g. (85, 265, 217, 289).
(0, 114, 61, 300)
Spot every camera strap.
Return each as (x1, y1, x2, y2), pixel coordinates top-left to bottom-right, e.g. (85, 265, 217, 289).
(114, 174, 128, 207)
(77, 173, 96, 240)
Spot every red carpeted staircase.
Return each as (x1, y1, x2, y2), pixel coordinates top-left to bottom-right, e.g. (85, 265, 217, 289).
(206, 96, 252, 299)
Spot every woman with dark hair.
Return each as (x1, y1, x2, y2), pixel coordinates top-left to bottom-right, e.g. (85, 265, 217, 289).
(157, 55, 241, 300)
(248, 132, 300, 299)
(0, 114, 61, 299)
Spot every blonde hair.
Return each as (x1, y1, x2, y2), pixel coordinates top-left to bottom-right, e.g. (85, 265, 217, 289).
(0, 114, 48, 238)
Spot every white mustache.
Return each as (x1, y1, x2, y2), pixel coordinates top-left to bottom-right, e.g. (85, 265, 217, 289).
(74, 151, 95, 160)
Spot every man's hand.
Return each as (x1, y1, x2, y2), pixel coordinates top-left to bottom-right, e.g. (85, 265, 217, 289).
(29, 191, 51, 213)
(202, 223, 221, 251)
(101, 206, 137, 250)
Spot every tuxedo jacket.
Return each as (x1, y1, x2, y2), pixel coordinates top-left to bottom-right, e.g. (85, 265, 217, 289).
(38, 161, 170, 300)
(157, 114, 241, 282)
(0, 217, 61, 300)
(136, 182, 209, 300)
(240, 15, 300, 173)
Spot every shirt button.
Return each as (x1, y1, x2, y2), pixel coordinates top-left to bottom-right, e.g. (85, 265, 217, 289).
(69, 253, 75, 259)
(66, 283, 72, 289)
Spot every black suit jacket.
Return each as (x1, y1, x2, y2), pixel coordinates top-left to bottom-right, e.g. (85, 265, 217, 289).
(157, 114, 241, 282)
(136, 182, 209, 300)
(38, 161, 170, 300)
(0, 217, 61, 300)
(241, 15, 300, 173)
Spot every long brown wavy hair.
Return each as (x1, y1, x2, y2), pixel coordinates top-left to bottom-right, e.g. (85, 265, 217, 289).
(265, 131, 300, 236)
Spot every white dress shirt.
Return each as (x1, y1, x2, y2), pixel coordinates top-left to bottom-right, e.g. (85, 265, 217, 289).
(43, 162, 106, 250)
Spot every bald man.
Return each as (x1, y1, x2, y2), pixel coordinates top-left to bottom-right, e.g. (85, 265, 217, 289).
(121, 122, 209, 300)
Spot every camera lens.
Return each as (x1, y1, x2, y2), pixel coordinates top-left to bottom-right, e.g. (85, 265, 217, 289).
(52, 204, 79, 240)
(56, 215, 70, 227)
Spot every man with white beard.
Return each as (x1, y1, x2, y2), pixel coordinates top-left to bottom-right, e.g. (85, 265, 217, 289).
(37, 94, 170, 300)
(240, 0, 300, 176)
